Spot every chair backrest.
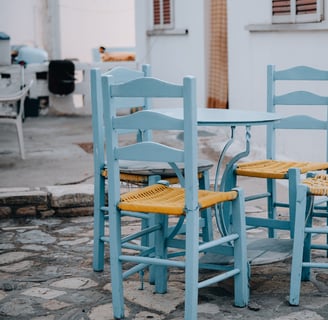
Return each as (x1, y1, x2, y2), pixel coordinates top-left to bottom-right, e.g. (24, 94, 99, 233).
(0, 79, 33, 118)
(90, 64, 151, 177)
(102, 74, 199, 210)
(267, 65, 328, 162)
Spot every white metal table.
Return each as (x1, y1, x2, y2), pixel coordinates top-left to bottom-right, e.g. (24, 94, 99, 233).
(157, 108, 291, 265)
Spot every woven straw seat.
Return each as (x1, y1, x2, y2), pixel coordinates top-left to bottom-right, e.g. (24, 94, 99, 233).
(302, 174, 328, 196)
(119, 183, 237, 215)
(101, 159, 213, 185)
(236, 160, 328, 179)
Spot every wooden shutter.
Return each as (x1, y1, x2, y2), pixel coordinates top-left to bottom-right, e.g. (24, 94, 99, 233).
(272, 0, 322, 23)
(272, 0, 291, 16)
(153, 0, 161, 25)
(163, 0, 171, 24)
(296, 0, 317, 15)
(153, 0, 172, 28)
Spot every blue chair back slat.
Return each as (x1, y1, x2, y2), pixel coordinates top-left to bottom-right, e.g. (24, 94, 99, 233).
(267, 64, 328, 161)
(274, 65, 328, 80)
(117, 141, 184, 163)
(110, 77, 184, 98)
(113, 110, 184, 130)
(275, 115, 327, 130)
(275, 91, 328, 106)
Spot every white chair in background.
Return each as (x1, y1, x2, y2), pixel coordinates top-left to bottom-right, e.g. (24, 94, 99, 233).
(0, 79, 33, 159)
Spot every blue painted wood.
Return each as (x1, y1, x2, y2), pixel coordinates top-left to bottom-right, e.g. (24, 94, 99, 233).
(91, 65, 213, 274)
(102, 74, 249, 320)
(231, 65, 328, 239)
(90, 65, 152, 272)
(266, 65, 328, 238)
(289, 167, 328, 305)
(230, 64, 328, 306)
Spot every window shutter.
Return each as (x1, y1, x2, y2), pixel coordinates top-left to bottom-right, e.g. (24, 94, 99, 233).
(163, 0, 171, 24)
(272, 0, 322, 23)
(153, 0, 161, 25)
(153, 0, 173, 29)
(272, 0, 291, 17)
(296, 0, 317, 15)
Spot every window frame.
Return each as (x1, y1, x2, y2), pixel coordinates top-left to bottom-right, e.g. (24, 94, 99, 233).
(152, 0, 174, 30)
(272, 0, 324, 24)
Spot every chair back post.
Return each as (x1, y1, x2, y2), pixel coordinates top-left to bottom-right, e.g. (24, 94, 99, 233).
(139, 64, 152, 141)
(183, 76, 199, 211)
(90, 68, 106, 271)
(266, 64, 276, 160)
(102, 74, 122, 206)
(90, 68, 105, 179)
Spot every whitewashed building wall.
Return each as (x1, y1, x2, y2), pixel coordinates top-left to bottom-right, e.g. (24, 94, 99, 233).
(227, 0, 328, 162)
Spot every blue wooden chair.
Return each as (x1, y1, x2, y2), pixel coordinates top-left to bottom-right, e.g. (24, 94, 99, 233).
(90, 65, 213, 272)
(289, 168, 328, 305)
(225, 65, 328, 239)
(102, 74, 249, 320)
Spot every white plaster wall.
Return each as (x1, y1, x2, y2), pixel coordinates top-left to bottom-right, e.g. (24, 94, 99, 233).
(228, 0, 328, 162)
(58, 0, 135, 62)
(135, 0, 209, 109)
(0, 0, 135, 62)
(0, 0, 46, 48)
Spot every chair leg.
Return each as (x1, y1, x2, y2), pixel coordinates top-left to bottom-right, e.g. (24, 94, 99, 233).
(93, 174, 106, 272)
(184, 208, 200, 320)
(16, 120, 25, 159)
(301, 202, 313, 281)
(153, 213, 168, 294)
(289, 184, 308, 306)
(231, 188, 249, 307)
(267, 178, 276, 238)
(109, 206, 125, 319)
(147, 174, 162, 285)
(199, 170, 213, 242)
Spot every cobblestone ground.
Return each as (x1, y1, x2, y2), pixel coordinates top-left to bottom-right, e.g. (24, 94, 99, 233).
(1, 216, 328, 320)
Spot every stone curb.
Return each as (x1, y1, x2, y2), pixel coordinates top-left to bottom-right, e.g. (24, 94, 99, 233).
(0, 184, 94, 219)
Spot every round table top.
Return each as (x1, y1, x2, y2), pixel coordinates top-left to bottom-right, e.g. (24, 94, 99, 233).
(156, 108, 282, 126)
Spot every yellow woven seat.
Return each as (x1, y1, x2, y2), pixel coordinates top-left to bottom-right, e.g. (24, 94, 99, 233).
(119, 183, 238, 215)
(102, 170, 206, 185)
(302, 174, 328, 196)
(236, 160, 328, 179)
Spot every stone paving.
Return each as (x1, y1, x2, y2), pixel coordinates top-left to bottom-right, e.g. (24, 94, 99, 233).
(1, 215, 328, 320)
(1, 116, 328, 319)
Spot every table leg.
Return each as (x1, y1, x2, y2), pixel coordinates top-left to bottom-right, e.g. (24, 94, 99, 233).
(214, 126, 251, 236)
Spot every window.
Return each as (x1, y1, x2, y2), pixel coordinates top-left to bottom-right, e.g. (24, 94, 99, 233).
(272, 0, 323, 23)
(153, 0, 174, 29)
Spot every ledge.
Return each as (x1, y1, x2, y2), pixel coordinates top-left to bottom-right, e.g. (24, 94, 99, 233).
(246, 22, 328, 32)
(147, 28, 189, 36)
(0, 185, 94, 219)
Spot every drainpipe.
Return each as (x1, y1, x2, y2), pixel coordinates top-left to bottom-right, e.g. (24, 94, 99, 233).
(47, 0, 61, 60)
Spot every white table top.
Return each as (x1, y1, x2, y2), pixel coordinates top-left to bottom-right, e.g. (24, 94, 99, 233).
(156, 108, 282, 126)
